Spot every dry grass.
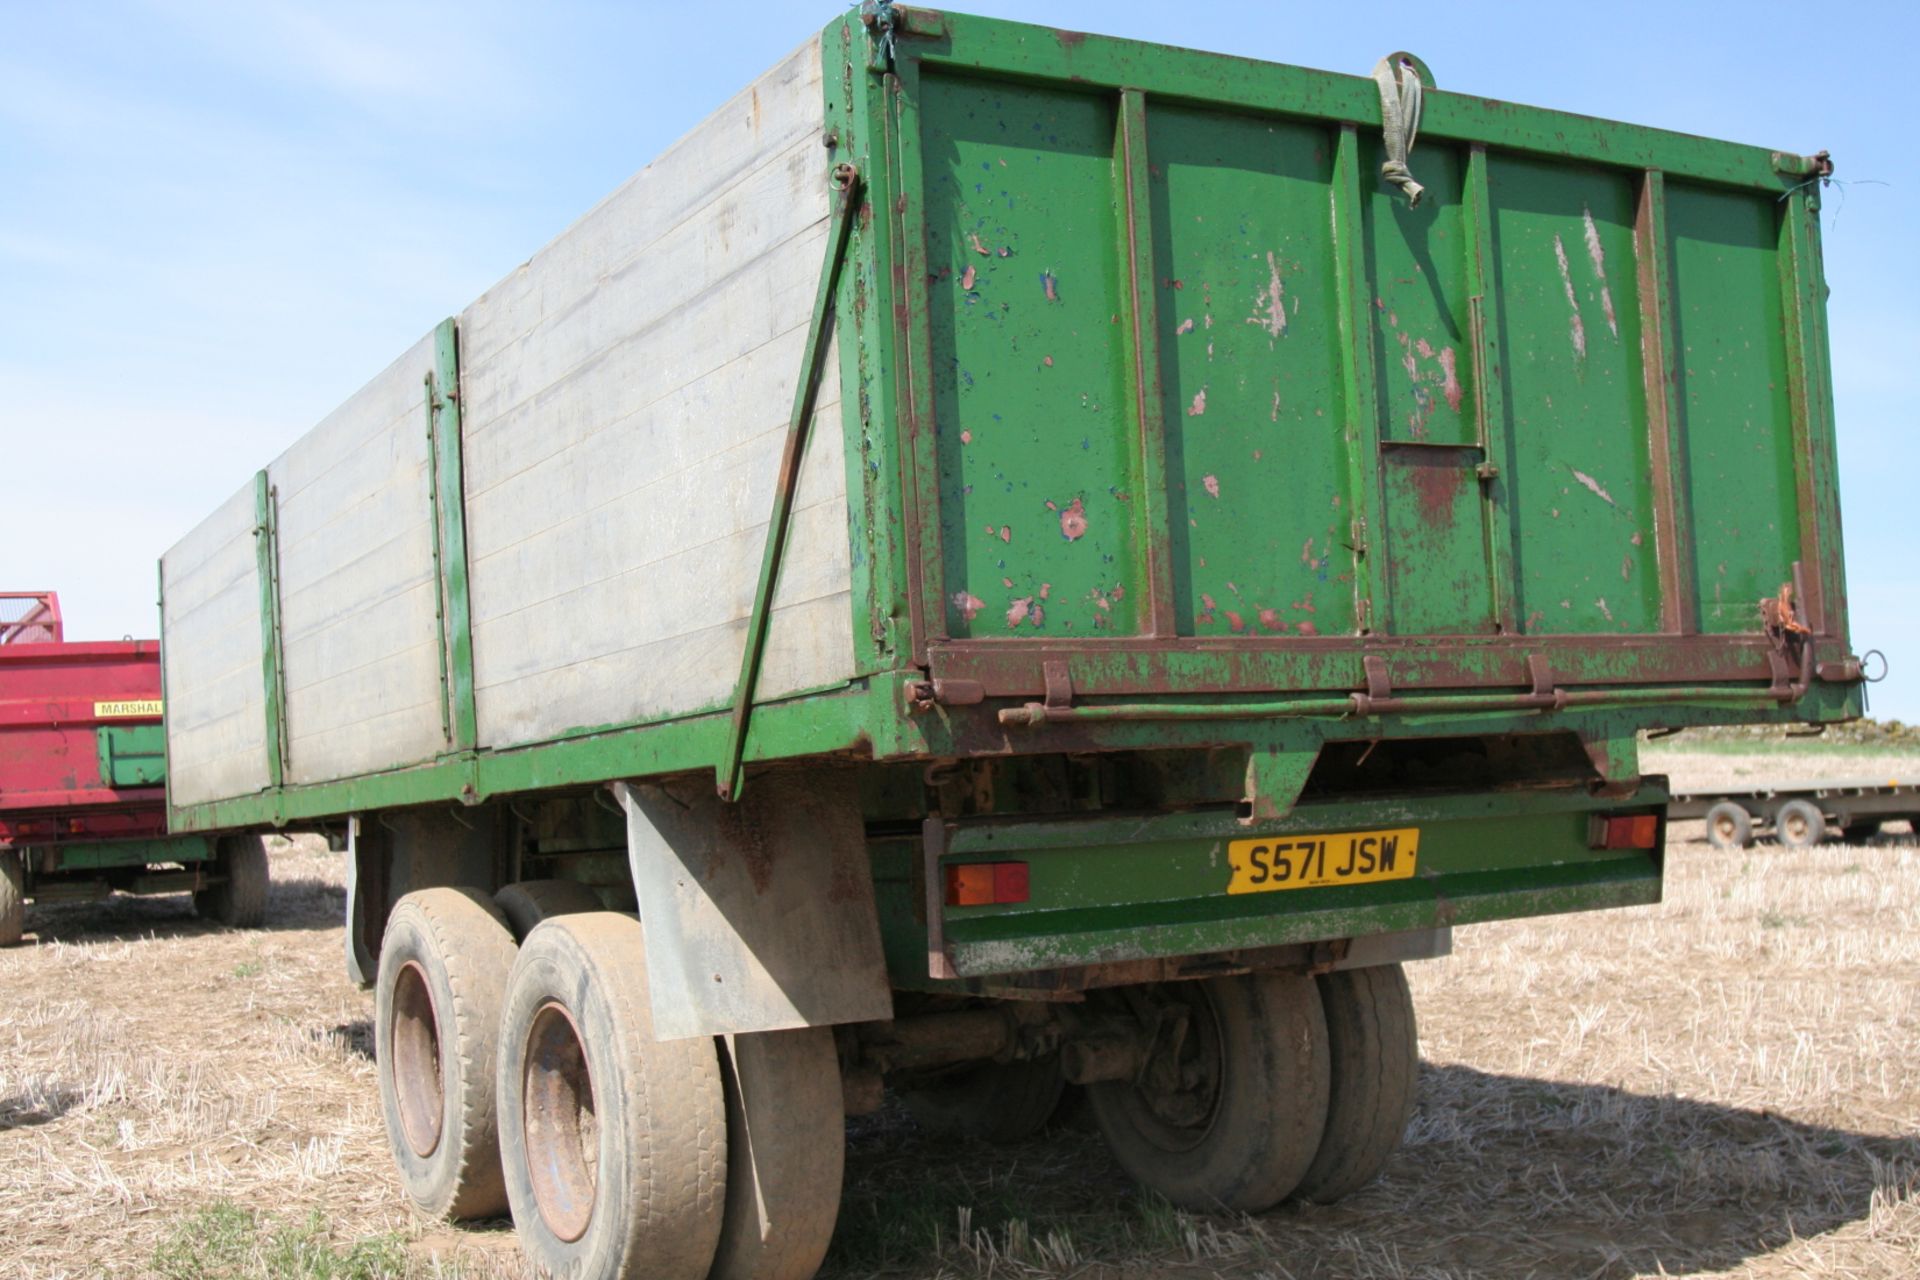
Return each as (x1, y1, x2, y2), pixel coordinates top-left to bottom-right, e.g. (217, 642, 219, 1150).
(0, 750, 1915, 1278)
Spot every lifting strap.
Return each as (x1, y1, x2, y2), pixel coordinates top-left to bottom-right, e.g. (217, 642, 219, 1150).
(1372, 53, 1426, 207)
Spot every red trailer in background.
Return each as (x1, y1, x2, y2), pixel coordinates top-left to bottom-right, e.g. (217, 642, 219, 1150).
(0, 592, 267, 943)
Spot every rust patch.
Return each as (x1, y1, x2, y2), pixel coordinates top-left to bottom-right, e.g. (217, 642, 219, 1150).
(1553, 233, 1588, 359)
(1225, 610, 1245, 632)
(1570, 468, 1615, 506)
(1039, 582, 1051, 599)
(1176, 317, 1195, 335)
(1059, 498, 1088, 541)
(1296, 620, 1319, 637)
(1246, 250, 1287, 339)
(1257, 606, 1283, 631)
(1055, 28, 1087, 48)
(1188, 388, 1207, 417)
(960, 264, 977, 290)
(952, 591, 984, 621)
(969, 232, 990, 255)
(1202, 474, 1220, 498)
(960, 429, 972, 444)
(1042, 271, 1059, 301)
(999, 525, 1012, 543)
(1410, 456, 1465, 528)
(1438, 348, 1462, 413)
(1043, 355, 1054, 367)
(1006, 597, 1033, 628)
(1582, 204, 1619, 339)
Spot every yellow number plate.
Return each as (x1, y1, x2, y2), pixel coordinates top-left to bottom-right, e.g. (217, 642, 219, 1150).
(1226, 828, 1419, 894)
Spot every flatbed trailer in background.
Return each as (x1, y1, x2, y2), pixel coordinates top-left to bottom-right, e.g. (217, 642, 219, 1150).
(159, 8, 1868, 1278)
(0, 591, 267, 942)
(1671, 777, 1920, 849)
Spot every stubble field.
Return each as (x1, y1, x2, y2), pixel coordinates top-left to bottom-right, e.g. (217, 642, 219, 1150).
(1, 748, 1915, 1279)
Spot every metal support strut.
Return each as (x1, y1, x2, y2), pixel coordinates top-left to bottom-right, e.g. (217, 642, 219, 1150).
(718, 163, 864, 801)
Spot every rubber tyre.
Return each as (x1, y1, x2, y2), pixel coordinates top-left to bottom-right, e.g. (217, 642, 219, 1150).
(375, 887, 518, 1221)
(1704, 802, 1753, 851)
(1294, 964, 1418, 1203)
(495, 879, 603, 941)
(710, 1028, 844, 1280)
(498, 913, 726, 1280)
(194, 834, 270, 927)
(902, 1055, 1066, 1144)
(1776, 799, 1827, 849)
(1087, 973, 1330, 1212)
(0, 850, 22, 947)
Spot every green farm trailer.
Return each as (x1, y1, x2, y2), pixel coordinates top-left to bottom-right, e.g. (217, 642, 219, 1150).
(159, 7, 1864, 1276)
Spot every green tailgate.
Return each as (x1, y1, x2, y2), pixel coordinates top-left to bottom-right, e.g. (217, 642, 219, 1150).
(878, 8, 1853, 708)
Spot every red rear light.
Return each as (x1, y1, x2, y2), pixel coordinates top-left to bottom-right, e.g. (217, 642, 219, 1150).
(1591, 813, 1659, 850)
(945, 861, 1030, 906)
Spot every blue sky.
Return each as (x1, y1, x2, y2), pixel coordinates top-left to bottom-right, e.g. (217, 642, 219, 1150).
(3, 1, 1916, 721)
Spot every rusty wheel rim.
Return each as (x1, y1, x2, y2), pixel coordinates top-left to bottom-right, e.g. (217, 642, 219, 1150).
(1712, 814, 1738, 843)
(1783, 813, 1808, 843)
(523, 1000, 599, 1243)
(390, 960, 444, 1159)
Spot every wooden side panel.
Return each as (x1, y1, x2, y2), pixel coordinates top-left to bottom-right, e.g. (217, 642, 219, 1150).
(460, 37, 853, 749)
(161, 482, 269, 807)
(272, 332, 445, 784)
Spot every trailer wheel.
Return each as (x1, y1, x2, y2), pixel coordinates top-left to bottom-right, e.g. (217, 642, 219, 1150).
(1087, 973, 1329, 1212)
(710, 1028, 844, 1280)
(376, 887, 517, 1221)
(0, 851, 22, 947)
(495, 879, 603, 942)
(498, 913, 725, 1280)
(1704, 802, 1754, 851)
(1776, 800, 1827, 849)
(1294, 964, 1418, 1203)
(901, 1056, 1066, 1143)
(193, 834, 271, 927)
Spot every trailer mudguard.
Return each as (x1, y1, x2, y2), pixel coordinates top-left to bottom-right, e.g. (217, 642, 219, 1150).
(613, 771, 892, 1040)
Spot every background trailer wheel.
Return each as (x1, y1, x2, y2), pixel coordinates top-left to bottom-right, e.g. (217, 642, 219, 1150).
(497, 913, 726, 1280)
(375, 887, 518, 1221)
(1086, 973, 1329, 1212)
(1704, 802, 1754, 851)
(193, 834, 271, 927)
(901, 1055, 1066, 1144)
(1775, 799, 1828, 849)
(1295, 964, 1419, 1203)
(0, 850, 21, 946)
(711, 1027, 845, 1280)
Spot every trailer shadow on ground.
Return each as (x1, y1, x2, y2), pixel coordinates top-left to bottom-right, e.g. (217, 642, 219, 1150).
(19, 866, 343, 946)
(825, 1064, 1917, 1279)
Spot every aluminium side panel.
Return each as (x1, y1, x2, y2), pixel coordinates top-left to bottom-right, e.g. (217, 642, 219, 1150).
(271, 333, 445, 784)
(459, 36, 855, 751)
(160, 483, 270, 808)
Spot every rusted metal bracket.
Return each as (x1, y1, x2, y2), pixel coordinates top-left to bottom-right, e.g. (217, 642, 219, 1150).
(1043, 660, 1074, 710)
(719, 164, 864, 801)
(1348, 655, 1393, 716)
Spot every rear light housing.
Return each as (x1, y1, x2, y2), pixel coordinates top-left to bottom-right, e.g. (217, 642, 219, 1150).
(1588, 812, 1659, 850)
(945, 861, 1030, 906)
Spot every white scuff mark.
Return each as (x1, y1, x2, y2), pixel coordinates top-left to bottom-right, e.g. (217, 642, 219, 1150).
(1246, 251, 1287, 340)
(1570, 468, 1615, 506)
(1582, 205, 1619, 339)
(1553, 234, 1587, 359)
(1595, 597, 1615, 623)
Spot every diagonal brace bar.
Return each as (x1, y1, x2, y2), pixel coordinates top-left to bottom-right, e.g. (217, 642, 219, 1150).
(718, 164, 863, 801)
